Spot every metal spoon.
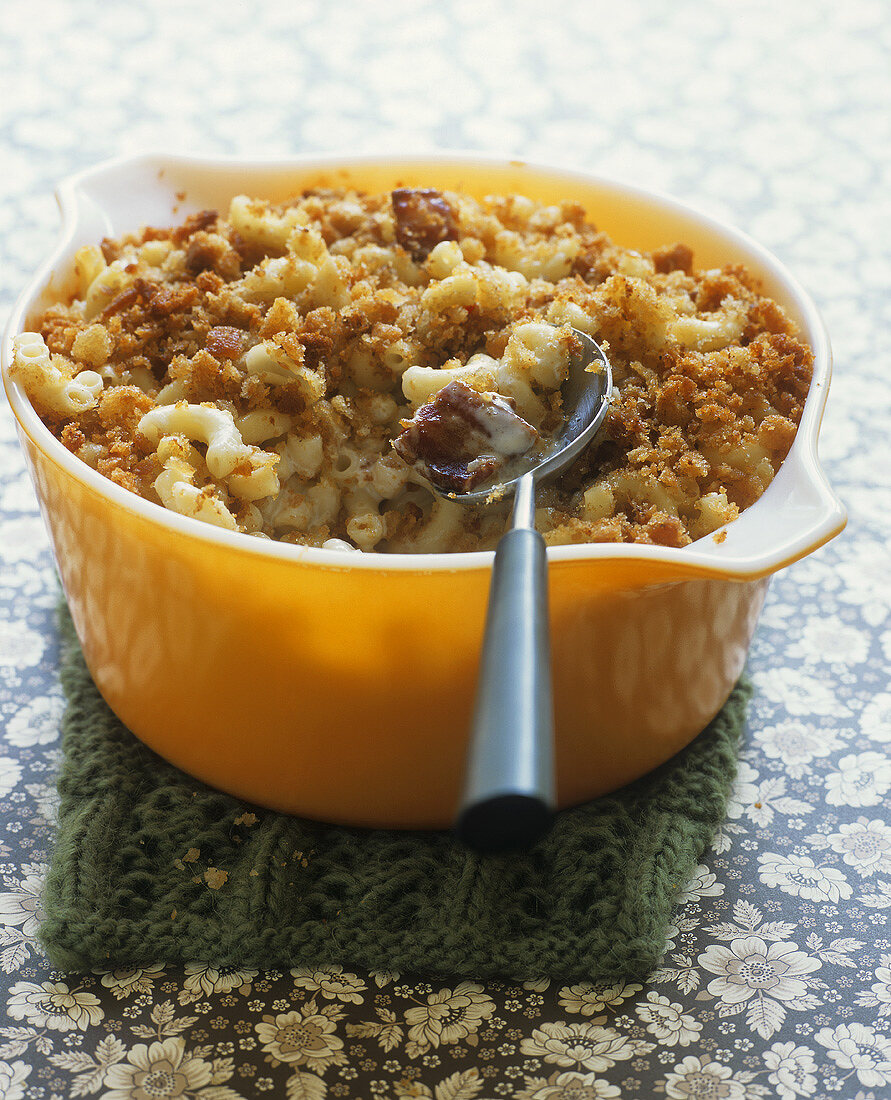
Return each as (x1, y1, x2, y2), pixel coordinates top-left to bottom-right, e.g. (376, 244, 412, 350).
(441, 330, 613, 852)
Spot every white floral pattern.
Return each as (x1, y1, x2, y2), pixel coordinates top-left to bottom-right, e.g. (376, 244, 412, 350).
(0, 1060, 30, 1100)
(177, 965, 258, 1005)
(815, 1024, 891, 1089)
(763, 1042, 818, 1100)
(101, 1036, 237, 1100)
(6, 981, 104, 1031)
(698, 935, 822, 1040)
(757, 853, 852, 903)
(291, 966, 368, 1004)
(634, 992, 702, 1047)
(1, 0, 888, 1097)
(519, 1021, 654, 1072)
(824, 752, 891, 808)
(0, 865, 45, 942)
(99, 965, 167, 1000)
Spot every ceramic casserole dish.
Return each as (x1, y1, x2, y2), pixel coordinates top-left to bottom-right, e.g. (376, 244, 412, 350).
(1, 153, 846, 828)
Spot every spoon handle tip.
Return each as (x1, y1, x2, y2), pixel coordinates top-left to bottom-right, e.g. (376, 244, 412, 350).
(456, 522, 556, 853)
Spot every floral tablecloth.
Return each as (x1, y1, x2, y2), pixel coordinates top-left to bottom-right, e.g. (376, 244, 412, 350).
(1, 1, 889, 1097)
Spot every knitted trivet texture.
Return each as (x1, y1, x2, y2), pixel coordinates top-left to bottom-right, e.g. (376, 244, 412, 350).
(40, 605, 750, 980)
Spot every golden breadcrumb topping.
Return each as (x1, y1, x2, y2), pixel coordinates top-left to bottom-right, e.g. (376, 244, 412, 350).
(12, 187, 812, 552)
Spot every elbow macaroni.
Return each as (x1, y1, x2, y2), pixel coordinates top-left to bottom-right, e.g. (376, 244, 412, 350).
(138, 402, 280, 501)
(138, 403, 246, 478)
(154, 454, 239, 530)
(11, 333, 104, 415)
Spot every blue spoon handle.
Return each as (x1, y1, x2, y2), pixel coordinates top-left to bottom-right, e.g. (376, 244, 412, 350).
(455, 473, 556, 852)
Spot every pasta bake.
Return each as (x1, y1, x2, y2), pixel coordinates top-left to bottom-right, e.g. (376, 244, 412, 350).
(10, 187, 813, 552)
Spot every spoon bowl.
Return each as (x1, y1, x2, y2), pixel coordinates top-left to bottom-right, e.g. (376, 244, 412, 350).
(426, 330, 613, 506)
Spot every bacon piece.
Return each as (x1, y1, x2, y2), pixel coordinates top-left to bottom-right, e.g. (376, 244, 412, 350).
(99, 285, 140, 320)
(391, 188, 458, 261)
(135, 279, 199, 317)
(206, 326, 244, 360)
(99, 279, 199, 324)
(185, 231, 242, 279)
(171, 209, 219, 244)
(393, 380, 537, 493)
(652, 242, 694, 274)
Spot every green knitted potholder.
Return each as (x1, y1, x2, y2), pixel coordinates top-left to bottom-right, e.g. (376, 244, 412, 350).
(40, 605, 749, 980)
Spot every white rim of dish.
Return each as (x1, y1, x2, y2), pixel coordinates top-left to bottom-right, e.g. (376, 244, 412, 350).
(1, 150, 846, 580)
